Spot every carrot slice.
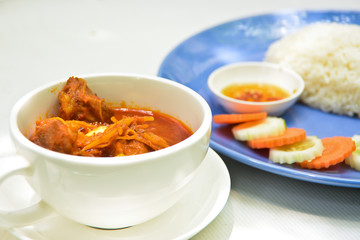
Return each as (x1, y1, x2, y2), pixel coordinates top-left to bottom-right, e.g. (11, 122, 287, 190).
(299, 136, 356, 169)
(213, 112, 267, 124)
(248, 127, 306, 149)
(232, 119, 266, 131)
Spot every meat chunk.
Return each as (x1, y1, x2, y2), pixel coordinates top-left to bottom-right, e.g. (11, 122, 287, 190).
(58, 77, 113, 123)
(29, 78, 174, 157)
(29, 118, 77, 154)
(113, 139, 151, 156)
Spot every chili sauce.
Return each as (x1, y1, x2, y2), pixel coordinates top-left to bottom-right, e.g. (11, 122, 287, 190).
(222, 83, 290, 102)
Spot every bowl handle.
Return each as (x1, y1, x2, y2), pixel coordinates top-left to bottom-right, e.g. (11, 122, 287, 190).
(0, 155, 52, 228)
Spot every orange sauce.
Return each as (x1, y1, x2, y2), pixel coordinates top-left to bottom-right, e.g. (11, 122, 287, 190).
(222, 83, 290, 102)
(113, 108, 193, 146)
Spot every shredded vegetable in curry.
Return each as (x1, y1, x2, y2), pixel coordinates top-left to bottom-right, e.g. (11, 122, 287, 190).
(29, 77, 192, 157)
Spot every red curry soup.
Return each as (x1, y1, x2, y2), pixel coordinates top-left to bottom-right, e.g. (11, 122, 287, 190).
(29, 77, 193, 157)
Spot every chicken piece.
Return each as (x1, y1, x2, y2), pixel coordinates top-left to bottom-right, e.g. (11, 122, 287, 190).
(78, 116, 169, 156)
(112, 139, 151, 156)
(29, 117, 78, 154)
(29, 114, 170, 157)
(58, 77, 113, 123)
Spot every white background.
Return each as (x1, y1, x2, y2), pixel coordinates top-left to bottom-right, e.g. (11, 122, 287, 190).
(1, 0, 360, 239)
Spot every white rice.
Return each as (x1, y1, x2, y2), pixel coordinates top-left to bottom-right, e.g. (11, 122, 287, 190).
(265, 22, 360, 117)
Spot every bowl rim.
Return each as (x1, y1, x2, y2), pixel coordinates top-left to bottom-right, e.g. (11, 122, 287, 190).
(10, 73, 212, 167)
(207, 61, 305, 106)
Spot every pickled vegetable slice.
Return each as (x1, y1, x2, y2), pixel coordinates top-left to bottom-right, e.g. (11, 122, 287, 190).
(345, 135, 360, 171)
(300, 136, 356, 169)
(248, 128, 306, 149)
(344, 135, 360, 171)
(232, 117, 286, 141)
(213, 112, 267, 124)
(269, 136, 323, 164)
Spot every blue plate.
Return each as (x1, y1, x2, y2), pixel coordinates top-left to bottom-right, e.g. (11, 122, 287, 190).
(158, 10, 360, 188)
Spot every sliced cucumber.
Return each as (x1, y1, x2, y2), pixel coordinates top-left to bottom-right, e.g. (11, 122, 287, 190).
(345, 135, 360, 171)
(232, 117, 286, 141)
(269, 136, 324, 164)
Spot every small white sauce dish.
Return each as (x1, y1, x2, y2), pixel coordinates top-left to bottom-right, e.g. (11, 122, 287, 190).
(208, 62, 305, 116)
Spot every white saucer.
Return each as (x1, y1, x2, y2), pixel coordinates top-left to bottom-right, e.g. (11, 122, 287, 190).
(2, 148, 230, 240)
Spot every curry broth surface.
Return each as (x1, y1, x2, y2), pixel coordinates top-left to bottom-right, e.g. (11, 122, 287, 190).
(113, 108, 193, 147)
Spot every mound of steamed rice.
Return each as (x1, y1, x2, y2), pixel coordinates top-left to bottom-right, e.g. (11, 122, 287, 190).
(265, 22, 360, 117)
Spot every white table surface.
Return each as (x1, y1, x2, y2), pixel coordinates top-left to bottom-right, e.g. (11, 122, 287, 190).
(1, 0, 360, 239)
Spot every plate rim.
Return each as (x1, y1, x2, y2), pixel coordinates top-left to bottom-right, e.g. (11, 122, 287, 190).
(211, 141, 360, 188)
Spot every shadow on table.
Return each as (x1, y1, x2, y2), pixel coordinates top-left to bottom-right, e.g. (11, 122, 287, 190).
(223, 154, 360, 221)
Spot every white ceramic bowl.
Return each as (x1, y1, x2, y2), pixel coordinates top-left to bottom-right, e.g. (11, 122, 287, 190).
(208, 62, 304, 116)
(6, 73, 212, 229)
